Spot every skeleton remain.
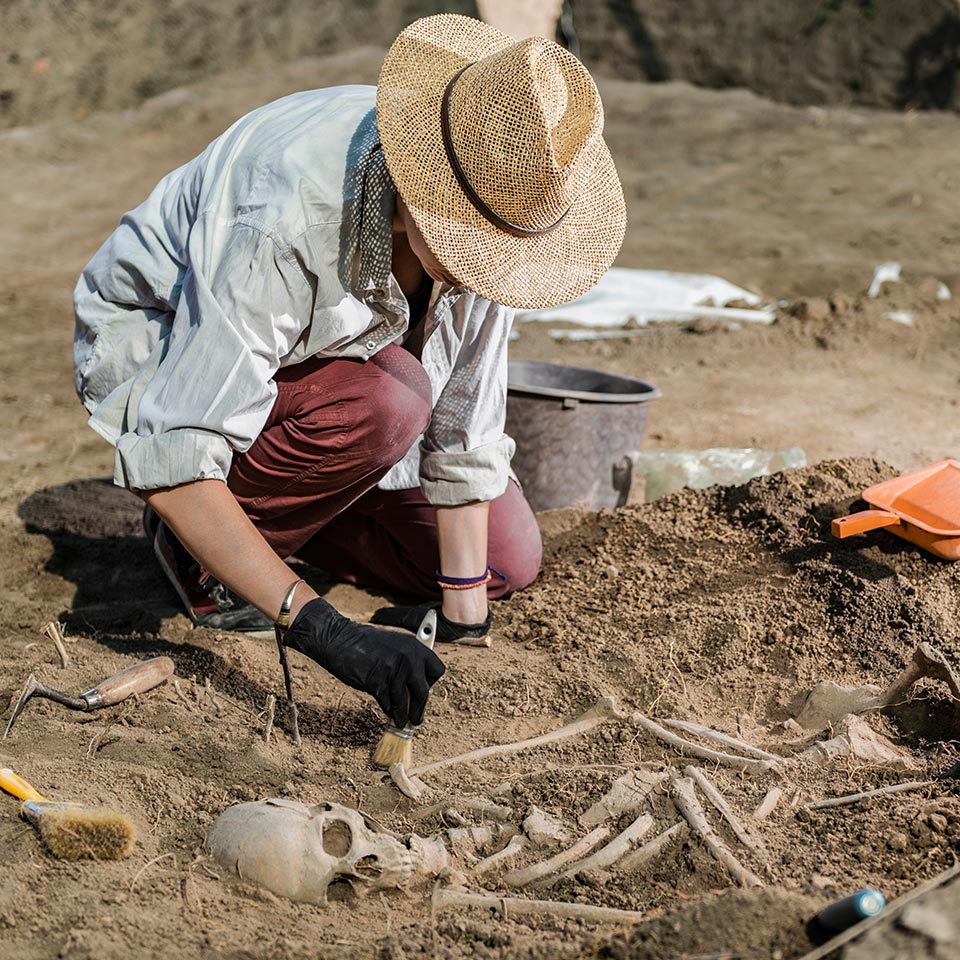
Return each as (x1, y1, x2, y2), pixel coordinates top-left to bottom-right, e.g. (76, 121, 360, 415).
(206, 799, 448, 903)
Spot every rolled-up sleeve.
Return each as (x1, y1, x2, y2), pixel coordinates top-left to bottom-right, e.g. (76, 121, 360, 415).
(115, 217, 310, 490)
(419, 296, 516, 506)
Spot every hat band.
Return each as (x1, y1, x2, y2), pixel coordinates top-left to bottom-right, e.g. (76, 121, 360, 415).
(441, 64, 571, 238)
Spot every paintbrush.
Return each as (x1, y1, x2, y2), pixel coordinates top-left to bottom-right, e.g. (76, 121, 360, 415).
(373, 608, 437, 769)
(0, 768, 136, 860)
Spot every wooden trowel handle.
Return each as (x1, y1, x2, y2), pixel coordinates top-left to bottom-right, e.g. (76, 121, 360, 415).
(832, 509, 901, 538)
(80, 656, 175, 709)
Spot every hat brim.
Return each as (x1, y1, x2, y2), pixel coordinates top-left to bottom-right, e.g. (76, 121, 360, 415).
(377, 14, 626, 310)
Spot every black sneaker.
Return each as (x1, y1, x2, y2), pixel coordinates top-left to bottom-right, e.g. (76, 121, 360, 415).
(143, 506, 274, 632)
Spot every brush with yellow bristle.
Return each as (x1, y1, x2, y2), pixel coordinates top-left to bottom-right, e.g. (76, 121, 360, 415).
(373, 608, 437, 769)
(0, 767, 136, 860)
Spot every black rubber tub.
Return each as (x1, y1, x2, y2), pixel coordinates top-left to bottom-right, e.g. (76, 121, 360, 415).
(505, 361, 661, 512)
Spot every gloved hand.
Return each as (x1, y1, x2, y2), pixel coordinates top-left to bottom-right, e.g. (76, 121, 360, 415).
(370, 601, 492, 643)
(284, 597, 445, 728)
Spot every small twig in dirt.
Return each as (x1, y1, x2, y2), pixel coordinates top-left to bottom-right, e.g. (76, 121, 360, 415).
(173, 680, 195, 712)
(540, 813, 653, 888)
(389, 763, 426, 801)
(503, 826, 610, 888)
(470, 834, 525, 877)
(129, 853, 177, 894)
(803, 780, 935, 811)
(634, 714, 778, 775)
(409, 696, 622, 777)
(662, 718, 779, 761)
(685, 766, 762, 854)
(753, 787, 783, 820)
(41, 621, 70, 669)
(671, 777, 763, 888)
(86, 702, 134, 758)
(617, 821, 687, 873)
(435, 885, 649, 924)
(203, 678, 222, 716)
(263, 694, 276, 744)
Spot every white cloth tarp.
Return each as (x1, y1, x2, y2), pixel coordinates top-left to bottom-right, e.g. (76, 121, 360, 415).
(517, 267, 775, 327)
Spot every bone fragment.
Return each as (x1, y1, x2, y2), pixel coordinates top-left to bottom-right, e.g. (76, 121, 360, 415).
(617, 821, 687, 873)
(794, 681, 882, 730)
(753, 787, 783, 821)
(670, 777, 763, 888)
(413, 796, 513, 823)
(684, 766, 762, 853)
(469, 834, 525, 877)
(799, 715, 918, 770)
(503, 826, 610, 888)
(388, 763, 425, 801)
(874, 642, 960, 708)
(446, 824, 517, 854)
(435, 885, 649, 924)
(523, 805, 571, 845)
(409, 696, 621, 777)
(540, 813, 653, 888)
(41, 622, 70, 669)
(633, 714, 778, 775)
(803, 779, 935, 811)
(661, 718, 779, 761)
(579, 769, 666, 826)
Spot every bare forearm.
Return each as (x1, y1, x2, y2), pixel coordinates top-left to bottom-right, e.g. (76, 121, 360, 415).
(435, 500, 489, 623)
(142, 480, 317, 622)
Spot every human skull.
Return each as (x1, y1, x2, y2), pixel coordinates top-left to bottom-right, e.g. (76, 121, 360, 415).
(206, 799, 447, 904)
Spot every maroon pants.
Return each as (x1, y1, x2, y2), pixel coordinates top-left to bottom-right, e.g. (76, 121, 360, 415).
(227, 345, 542, 599)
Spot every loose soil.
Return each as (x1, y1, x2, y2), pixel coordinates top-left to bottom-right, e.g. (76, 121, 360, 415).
(2, 44, 960, 960)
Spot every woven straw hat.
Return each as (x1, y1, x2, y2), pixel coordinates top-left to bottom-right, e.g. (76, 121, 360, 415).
(377, 14, 626, 310)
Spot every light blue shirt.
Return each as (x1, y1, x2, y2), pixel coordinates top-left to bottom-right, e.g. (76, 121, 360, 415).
(74, 86, 515, 506)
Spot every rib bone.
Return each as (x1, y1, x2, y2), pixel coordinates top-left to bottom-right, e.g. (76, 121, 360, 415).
(539, 813, 653, 888)
(684, 765, 762, 853)
(502, 826, 609, 888)
(670, 776, 763, 888)
(617, 821, 687, 873)
(661, 718, 779, 761)
(634, 714, 779, 775)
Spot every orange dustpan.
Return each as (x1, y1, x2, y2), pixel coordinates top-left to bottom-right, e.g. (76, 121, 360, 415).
(832, 459, 960, 560)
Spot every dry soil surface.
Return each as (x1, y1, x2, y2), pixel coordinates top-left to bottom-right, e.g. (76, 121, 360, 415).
(1, 46, 959, 960)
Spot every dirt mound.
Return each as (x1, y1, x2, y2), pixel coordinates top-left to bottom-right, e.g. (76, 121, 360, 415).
(3, 458, 960, 958)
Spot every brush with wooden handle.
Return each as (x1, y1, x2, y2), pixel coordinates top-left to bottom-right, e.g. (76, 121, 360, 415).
(0, 767, 136, 860)
(373, 608, 437, 769)
(4, 656, 175, 737)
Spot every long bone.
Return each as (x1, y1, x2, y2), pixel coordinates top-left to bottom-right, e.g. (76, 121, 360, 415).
(872, 642, 960, 708)
(435, 885, 649, 924)
(408, 696, 621, 778)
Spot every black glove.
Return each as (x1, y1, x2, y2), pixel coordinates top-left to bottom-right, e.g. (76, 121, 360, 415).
(370, 601, 492, 643)
(284, 597, 445, 728)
